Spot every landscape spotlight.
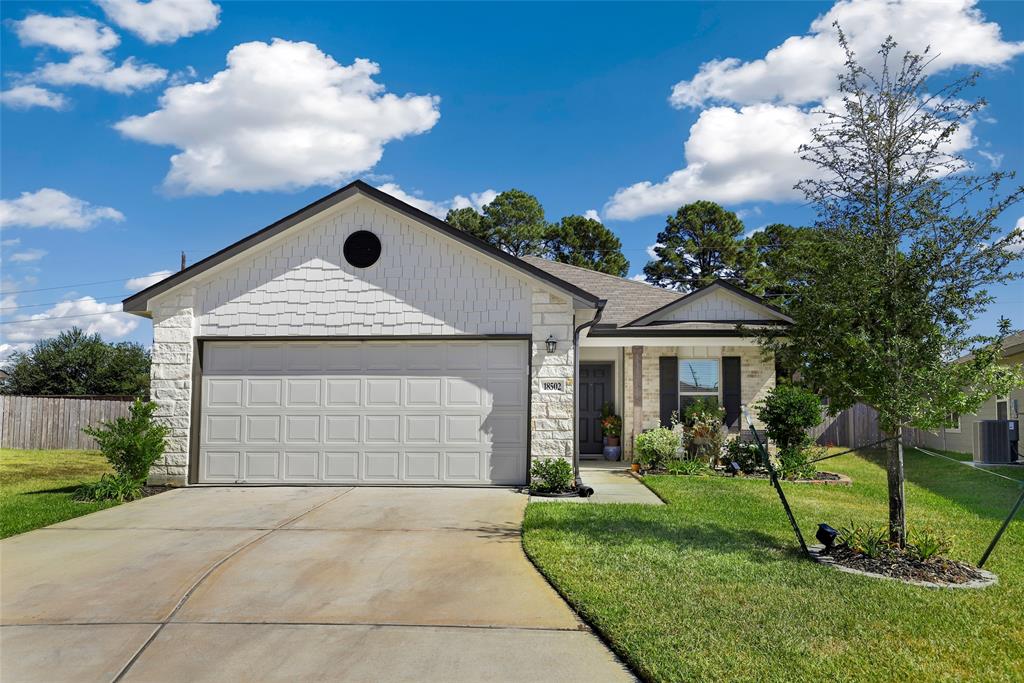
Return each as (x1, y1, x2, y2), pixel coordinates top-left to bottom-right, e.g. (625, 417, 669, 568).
(816, 523, 839, 548)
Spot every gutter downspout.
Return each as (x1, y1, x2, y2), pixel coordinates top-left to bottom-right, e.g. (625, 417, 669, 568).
(573, 299, 607, 497)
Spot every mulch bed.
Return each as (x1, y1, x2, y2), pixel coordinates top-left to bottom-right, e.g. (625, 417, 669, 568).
(737, 470, 848, 483)
(643, 468, 851, 484)
(812, 545, 996, 588)
(140, 485, 173, 498)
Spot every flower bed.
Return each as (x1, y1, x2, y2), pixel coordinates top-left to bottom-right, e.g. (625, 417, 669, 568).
(810, 544, 997, 588)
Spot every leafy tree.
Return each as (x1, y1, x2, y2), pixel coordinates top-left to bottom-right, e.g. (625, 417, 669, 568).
(0, 328, 150, 397)
(738, 224, 822, 305)
(643, 200, 748, 291)
(545, 214, 629, 276)
(445, 189, 548, 257)
(481, 189, 548, 256)
(762, 32, 1023, 546)
(444, 206, 489, 242)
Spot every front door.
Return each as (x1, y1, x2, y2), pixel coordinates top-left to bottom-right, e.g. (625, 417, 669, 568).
(579, 363, 613, 454)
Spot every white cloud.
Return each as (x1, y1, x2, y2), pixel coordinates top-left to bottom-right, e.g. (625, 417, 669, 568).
(629, 274, 647, 283)
(645, 243, 661, 260)
(1, 238, 22, 247)
(34, 53, 167, 94)
(8, 249, 47, 263)
(606, 0, 1020, 220)
(97, 0, 220, 44)
(0, 188, 125, 230)
(1, 297, 139, 353)
(670, 0, 1024, 109)
(376, 183, 496, 219)
(606, 104, 825, 219)
(14, 14, 120, 54)
(1005, 217, 1024, 254)
(0, 85, 69, 110)
(12, 13, 167, 95)
(115, 39, 441, 195)
(125, 270, 173, 290)
(584, 209, 601, 221)
(979, 150, 1003, 168)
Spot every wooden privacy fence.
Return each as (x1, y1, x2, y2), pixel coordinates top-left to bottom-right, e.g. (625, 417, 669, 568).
(0, 395, 135, 450)
(808, 402, 926, 449)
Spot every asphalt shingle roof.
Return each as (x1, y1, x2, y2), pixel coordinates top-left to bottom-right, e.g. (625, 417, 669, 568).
(520, 256, 683, 327)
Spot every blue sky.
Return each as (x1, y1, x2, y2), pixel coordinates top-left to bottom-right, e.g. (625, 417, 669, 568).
(1, 0, 1022, 357)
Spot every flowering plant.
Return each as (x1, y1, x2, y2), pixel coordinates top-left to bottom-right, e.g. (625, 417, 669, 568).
(600, 414, 622, 437)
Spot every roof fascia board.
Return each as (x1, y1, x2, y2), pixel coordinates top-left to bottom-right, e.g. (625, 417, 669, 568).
(123, 180, 599, 313)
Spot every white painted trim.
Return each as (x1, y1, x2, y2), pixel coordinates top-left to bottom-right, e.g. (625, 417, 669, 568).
(579, 336, 762, 348)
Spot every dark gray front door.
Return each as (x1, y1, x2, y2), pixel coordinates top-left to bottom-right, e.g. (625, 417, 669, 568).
(580, 363, 613, 454)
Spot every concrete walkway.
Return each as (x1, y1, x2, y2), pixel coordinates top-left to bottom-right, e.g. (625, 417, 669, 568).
(531, 462, 664, 505)
(0, 487, 633, 682)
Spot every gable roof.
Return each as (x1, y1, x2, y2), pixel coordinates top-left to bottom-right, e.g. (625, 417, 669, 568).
(625, 279, 793, 327)
(122, 180, 600, 314)
(519, 256, 683, 327)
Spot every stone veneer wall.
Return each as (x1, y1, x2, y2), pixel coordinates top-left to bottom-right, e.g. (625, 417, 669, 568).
(622, 344, 775, 459)
(144, 197, 582, 485)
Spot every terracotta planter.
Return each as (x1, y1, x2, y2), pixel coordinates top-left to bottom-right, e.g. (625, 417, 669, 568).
(605, 436, 620, 447)
(631, 462, 641, 473)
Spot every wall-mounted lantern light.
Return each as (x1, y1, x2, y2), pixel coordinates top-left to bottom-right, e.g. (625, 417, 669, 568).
(545, 334, 558, 353)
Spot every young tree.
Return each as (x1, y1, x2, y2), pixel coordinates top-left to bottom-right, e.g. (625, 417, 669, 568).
(0, 328, 151, 397)
(764, 32, 1023, 546)
(545, 214, 629, 276)
(643, 200, 748, 291)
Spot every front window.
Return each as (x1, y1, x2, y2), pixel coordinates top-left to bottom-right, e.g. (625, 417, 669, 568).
(944, 413, 961, 433)
(679, 359, 719, 415)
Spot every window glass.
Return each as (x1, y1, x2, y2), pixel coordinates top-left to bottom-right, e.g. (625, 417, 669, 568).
(678, 359, 719, 393)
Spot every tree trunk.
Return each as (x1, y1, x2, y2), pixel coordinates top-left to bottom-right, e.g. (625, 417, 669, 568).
(885, 429, 907, 547)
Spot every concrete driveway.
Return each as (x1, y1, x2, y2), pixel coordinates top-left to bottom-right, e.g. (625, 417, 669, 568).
(0, 487, 632, 682)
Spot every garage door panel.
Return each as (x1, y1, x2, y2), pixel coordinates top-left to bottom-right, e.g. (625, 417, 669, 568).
(364, 452, 400, 480)
(284, 451, 319, 480)
(205, 451, 240, 481)
(285, 379, 321, 407)
(325, 379, 360, 407)
(445, 452, 482, 480)
(365, 378, 401, 407)
(324, 415, 359, 443)
(246, 415, 280, 442)
(405, 415, 440, 443)
(285, 415, 320, 442)
(364, 415, 400, 443)
(323, 451, 359, 480)
(247, 379, 282, 407)
(245, 451, 280, 480)
(200, 340, 527, 485)
(207, 379, 243, 407)
(405, 451, 441, 480)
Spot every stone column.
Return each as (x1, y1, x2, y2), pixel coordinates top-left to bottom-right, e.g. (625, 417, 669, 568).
(631, 345, 643, 461)
(149, 294, 195, 486)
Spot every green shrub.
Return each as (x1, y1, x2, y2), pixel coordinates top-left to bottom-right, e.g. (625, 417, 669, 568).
(724, 439, 763, 473)
(756, 383, 822, 453)
(837, 523, 890, 558)
(666, 459, 709, 476)
(777, 444, 822, 480)
(530, 458, 574, 493)
(82, 399, 168, 486)
(908, 529, 951, 562)
(634, 428, 681, 470)
(74, 473, 144, 503)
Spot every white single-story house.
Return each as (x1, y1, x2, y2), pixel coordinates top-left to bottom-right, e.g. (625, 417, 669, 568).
(123, 181, 790, 486)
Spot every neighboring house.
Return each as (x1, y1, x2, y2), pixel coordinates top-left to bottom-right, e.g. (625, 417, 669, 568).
(910, 331, 1024, 455)
(122, 181, 789, 486)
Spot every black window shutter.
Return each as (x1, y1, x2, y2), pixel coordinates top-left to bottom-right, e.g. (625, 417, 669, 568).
(659, 357, 677, 428)
(722, 356, 741, 433)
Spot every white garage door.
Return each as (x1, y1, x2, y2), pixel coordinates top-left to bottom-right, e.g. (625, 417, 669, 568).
(198, 340, 529, 485)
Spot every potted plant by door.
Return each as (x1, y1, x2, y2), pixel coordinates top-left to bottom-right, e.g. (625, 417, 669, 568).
(600, 413, 623, 461)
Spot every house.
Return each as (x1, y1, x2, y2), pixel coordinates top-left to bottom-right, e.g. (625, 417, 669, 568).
(122, 181, 790, 486)
(910, 331, 1024, 455)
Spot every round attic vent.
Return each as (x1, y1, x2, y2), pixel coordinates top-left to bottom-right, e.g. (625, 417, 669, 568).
(343, 230, 382, 268)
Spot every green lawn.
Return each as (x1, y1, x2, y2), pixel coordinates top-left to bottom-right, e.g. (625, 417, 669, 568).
(0, 448, 117, 538)
(523, 448, 1024, 682)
